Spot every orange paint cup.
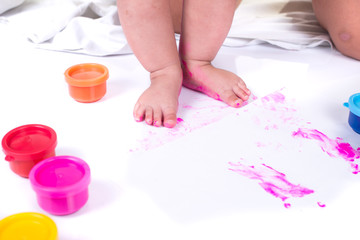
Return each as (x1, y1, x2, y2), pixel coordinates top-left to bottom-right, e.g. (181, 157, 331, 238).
(64, 63, 109, 103)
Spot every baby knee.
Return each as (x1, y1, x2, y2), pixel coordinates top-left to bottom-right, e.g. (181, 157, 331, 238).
(339, 32, 352, 41)
(332, 30, 360, 60)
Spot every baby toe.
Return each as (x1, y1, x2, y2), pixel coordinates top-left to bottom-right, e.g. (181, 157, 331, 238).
(153, 108, 163, 127)
(145, 107, 154, 125)
(233, 84, 250, 101)
(162, 107, 177, 128)
(222, 90, 244, 108)
(133, 103, 145, 122)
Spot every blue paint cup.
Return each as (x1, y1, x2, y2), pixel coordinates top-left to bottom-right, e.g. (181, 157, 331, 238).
(344, 93, 360, 134)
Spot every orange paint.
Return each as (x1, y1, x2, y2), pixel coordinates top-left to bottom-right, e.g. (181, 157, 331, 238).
(65, 63, 109, 103)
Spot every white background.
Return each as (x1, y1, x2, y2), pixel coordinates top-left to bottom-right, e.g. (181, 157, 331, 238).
(1, 4, 360, 240)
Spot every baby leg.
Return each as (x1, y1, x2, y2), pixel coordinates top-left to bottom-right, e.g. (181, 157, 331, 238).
(312, 0, 360, 60)
(117, 0, 182, 128)
(180, 0, 251, 107)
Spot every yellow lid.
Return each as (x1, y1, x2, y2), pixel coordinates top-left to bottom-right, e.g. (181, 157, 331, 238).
(0, 212, 58, 240)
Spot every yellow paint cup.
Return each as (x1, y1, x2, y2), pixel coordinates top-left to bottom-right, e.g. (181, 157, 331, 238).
(0, 212, 58, 240)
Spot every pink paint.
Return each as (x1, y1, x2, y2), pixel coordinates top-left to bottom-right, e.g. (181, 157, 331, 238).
(259, 91, 295, 114)
(153, 120, 161, 127)
(191, 85, 221, 101)
(229, 161, 314, 207)
(130, 93, 258, 152)
(130, 117, 192, 151)
(317, 202, 326, 208)
(264, 124, 279, 131)
(181, 60, 193, 78)
(284, 203, 291, 208)
(292, 128, 360, 174)
(256, 142, 266, 148)
(130, 90, 275, 152)
(262, 92, 286, 105)
(135, 116, 143, 122)
(180, 100, 229, 111)
(177, 117, 184, 123)
(182, 105, 193, 109)
(251, 90, 303, 130)
(241, 94, 258, 107)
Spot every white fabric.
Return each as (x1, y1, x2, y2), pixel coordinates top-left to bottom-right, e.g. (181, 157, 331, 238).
(0, 0, 332, 56)
(226, 0, 331, 50)
(0, 0, 24, 14)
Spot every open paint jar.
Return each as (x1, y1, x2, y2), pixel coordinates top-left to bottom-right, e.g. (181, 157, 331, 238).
(1, 124, 57, 178)
(344, 93, 360, 134)
(0, 212, 58, 240)
(64, 63, 109, 103)
(29, 155, 91, 215)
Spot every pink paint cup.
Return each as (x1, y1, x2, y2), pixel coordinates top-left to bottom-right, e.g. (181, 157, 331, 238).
(1, 124, 57, 178)
(29, 155, 91, 216)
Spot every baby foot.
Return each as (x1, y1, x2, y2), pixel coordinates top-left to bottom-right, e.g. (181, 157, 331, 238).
(133, 65, 182, 128)
(182, 59, 251, 107)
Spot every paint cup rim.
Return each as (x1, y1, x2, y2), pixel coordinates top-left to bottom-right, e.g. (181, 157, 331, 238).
(0, 212, 58, 240)
(29, 155, 91, 198)
(344, 93, 360, 116)
(64, 63, 109, 87)
(2, 124, 57, 161)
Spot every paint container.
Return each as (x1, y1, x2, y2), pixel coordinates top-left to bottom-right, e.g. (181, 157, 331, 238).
(343, 93, 360, 134)
(1, 124, 57, 178)
(64, 63, 109, 103)
(0, 212, 58, 240)
(29, 155, 91, 216)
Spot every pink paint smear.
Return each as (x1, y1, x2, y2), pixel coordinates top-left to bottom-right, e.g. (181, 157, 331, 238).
(293, 128, 360, 174)
(249, 91, 307, 131)
(261, 91, 286, 105)
(229, 161, 314, 208)
(130, 92, 257, 152)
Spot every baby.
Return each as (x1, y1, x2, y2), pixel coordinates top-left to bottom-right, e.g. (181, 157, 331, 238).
(117, 0, 360, 128)
(117, 0, 250, 128)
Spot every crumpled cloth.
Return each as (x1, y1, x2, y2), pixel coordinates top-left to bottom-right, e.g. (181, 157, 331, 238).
(0, 0, 332, 56)
(226, 0, 331, 50)
(0, 0, 25, 14)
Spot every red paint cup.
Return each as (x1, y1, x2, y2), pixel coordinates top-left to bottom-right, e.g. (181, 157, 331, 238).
(2, 124, 57, 178)
(64, 63, 109, 103)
